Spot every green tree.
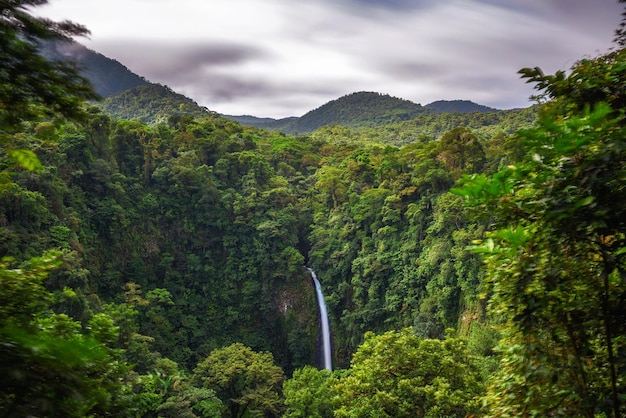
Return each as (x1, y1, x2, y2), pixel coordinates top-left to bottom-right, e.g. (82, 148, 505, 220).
(157, 387, 224, 418)
(283, 366, 334, 418)
(130, 357, 224, 418)
(192, 343, 286, 418)
(0, 251, 132, 417)
(315, 165, 347, 208)
(0, 0, 97, 130)
(332, 328, 484, 418)
(1, 0, 97, 185)
(436, 127, 486, 177)
(453, 45, 626, 418)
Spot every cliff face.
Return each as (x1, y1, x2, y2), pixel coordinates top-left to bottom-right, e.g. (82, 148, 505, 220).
(275, 269, 319, 374)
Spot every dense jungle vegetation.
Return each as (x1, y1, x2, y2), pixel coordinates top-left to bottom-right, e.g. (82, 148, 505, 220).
(1, 0, 625, 416)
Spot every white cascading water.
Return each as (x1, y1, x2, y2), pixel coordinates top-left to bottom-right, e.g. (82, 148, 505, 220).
(307, 267, 332, 370)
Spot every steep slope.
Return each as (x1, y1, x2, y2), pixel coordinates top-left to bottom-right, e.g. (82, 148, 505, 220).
(39, 40, 148, 98)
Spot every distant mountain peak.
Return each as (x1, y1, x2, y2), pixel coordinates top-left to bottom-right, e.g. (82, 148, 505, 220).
(223, 93, 504, 134)
(425, 99, 497, 113)
(276, 91, 430, 133)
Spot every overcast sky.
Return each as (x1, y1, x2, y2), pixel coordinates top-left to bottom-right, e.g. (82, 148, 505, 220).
(39, 0, 623, 118)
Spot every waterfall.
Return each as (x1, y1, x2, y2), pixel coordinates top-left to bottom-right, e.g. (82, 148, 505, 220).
(307, 267, 332, 370)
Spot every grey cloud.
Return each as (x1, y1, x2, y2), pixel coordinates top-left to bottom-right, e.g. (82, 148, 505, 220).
(317, 0, 438, 13)
(197, 74, 351, 103)
(474, 0, 622, 29)
(94, 34, 359, 116)
(371, 51, 540, 109)
(296, 0, 439, 21)
(173, 67, 297, 96)
(194, 75, 277, 102)
(365, 1, 608, 88)
(341, 0, 437, 11)
(377, 61, 443, 81)
(94, 39, 271, 82)
(84, 0, 622, 118)
(249, 0, 620, 115)
(180, 71, 363, 117)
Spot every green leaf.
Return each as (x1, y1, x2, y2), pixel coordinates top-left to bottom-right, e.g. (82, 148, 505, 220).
(573, 196, 594, 209)
(7, 148, 43, 172)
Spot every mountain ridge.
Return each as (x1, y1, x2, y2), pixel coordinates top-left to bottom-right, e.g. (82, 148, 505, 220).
(43, 40, 524, 133)
(223, 94, 502, 134)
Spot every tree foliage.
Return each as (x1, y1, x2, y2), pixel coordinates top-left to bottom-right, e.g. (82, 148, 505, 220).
(332, 328, 484, 417)
(100, 83, 211, 125)
(454, 44, 626, 418)
(0, 251, 133, 417)
(193, 343, 286, 418)
(8, 2, 626, 417)
(0, 0, 97, 131)
(283, 366, 334, 418)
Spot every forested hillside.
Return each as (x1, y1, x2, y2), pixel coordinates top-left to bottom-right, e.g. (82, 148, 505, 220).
(225, 92, 430, 133)
(211, 93, 535, 141)
(2, 1, 625, 417)
(98, 83, 212, 125)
